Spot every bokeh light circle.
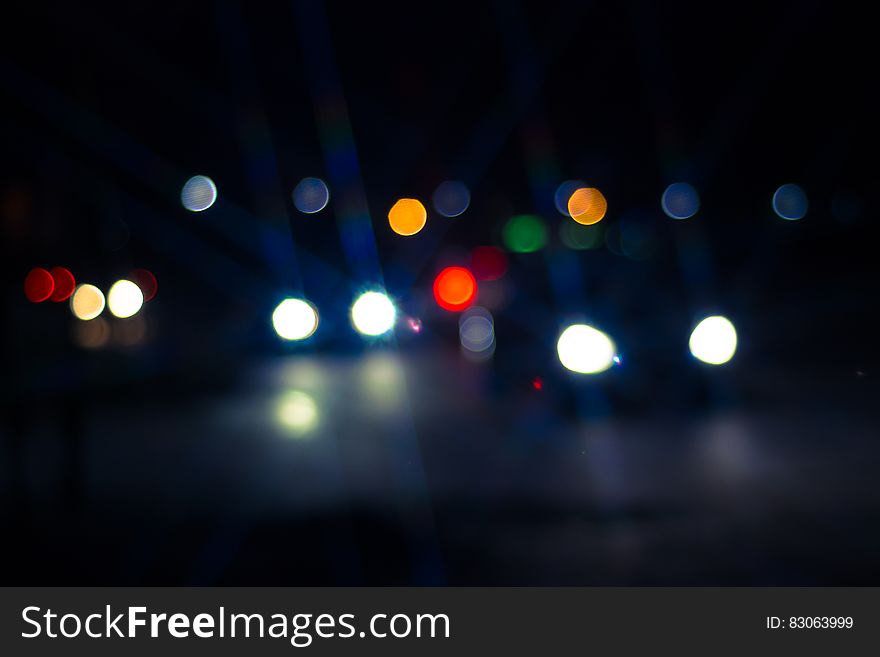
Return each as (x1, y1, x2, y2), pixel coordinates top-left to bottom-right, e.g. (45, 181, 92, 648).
(502, 214, 547, 253)
(560, 222, 603, 250)
(432, 180, 470, 217)
(772, 184, 808, 220)
(388, 198, 427, 236)
(433, 266, 477, 312)
(181, 175, 217, 212)
(471, 246, 508, 280)
(557, 324, 616, 374)
(24, 267, 54, 303)
(70, 284, 105, 321)
(661, 182, 700, 219)
(73, 316, 111, 349)
(567, 187, 607, 225)
(276, 390, 319, 438)
(107, 279, 144, 319)
(292, 177, 330, 214)
(49, 267, 76, 302)
(272, 298, 319, 341)
(351, 291, 396, 336)
(554, 180, 586, 217)
(689, 315, 737, 365)
(130, 269, 158, 302)
(459, 306, 495, 353)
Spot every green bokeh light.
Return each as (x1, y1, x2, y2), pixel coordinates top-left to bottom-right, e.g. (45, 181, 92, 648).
(560, 221, 604, 250)
(502, 215, 547, 253)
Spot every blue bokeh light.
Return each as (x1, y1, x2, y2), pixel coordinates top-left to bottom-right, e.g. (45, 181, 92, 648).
(432, 180, 471, 217)
(181, 175, 217, 212)
(292, 177, 330, 214)
(554, 180, 586, 217)
(661, 182, 700, 220)
(772, 184, 808, 221)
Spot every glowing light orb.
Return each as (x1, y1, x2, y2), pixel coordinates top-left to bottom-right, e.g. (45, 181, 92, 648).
(554, 180, 586, 217)
(433, 266, 477, 312)
(388, 198, 427, 236)
(292, 177, 330, 214)
(503, 214, 547, 253)
(556, 324, 616, 374)
(459, 306, 494, 353)
(107, 280, 144, 319)
(276, 390, 319, 437)
(432, 180, 470, 217)
(130, 268, 158, 302)
(70, 284, 105, 321)
(24, 267, 54, 303)
(689, 315, 737, 365)
(661, 182, 700, 219)
(351, 291, 396, 336)
(772, 184, 808, 220)
(181, 175, 217, 212)
(272, 298, 319, 341)
(560, 222, 603, 250)
(49, 267, 76, 302)
(567, 187, 607, 225)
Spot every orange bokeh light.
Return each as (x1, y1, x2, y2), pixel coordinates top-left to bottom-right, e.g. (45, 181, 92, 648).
(388, 198, 427, 236)
(567, 187, 607, 225)
(433, 266, 477, 312)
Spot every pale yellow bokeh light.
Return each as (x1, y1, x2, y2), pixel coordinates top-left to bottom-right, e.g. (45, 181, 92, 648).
(351, 291, 396, 336)
(107, 279, 144, 319)
(557, 323, 616, 374)
(70, 284, 106, 321)
(276, 390, 319, 438)
(272, 298, 319, 341)
(689, 316, 737, 365)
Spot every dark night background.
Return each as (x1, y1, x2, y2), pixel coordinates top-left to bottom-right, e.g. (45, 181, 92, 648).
(1, 1, 878, 584)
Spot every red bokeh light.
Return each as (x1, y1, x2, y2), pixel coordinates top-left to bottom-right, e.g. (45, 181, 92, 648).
(49, 266, 76, 302)
(24, 267, 54, 303)
(433, 266, 477, 312)
(531, 376, 543, 391)
(131, 268, 158, 302)
(471, 246, 508, 281)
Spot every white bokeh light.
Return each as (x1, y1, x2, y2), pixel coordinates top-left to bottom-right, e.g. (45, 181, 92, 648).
(459, 306, 495, 353)
(272, 298, 319, 341)
(351, 291, 396, 336)
(557, 324, 617, 374)
(689, 315, 737, 365)
(181, 175, 217, 212)
(107, 280, 144, 319)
